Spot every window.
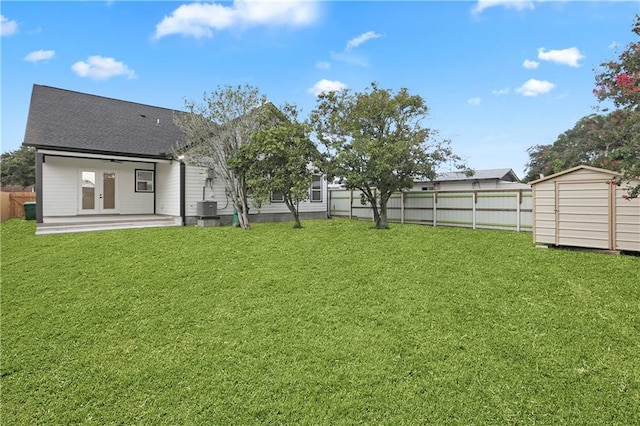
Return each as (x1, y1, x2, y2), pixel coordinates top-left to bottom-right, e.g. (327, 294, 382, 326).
(271, 190, 285, 203)
(135, 169, 154, 193)
(310, 175, 322, 202)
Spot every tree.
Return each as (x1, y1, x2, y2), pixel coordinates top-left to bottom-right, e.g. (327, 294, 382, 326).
(524, 112, 639, 182)
(311, 82, 468, 229)
(594, 15, 640, 110)
(230, 104, 322, 229)
(525, 15, 640, 198)
(593, 14, 640, 197)
(173, 85, 273, 229)
(1, 146, 36, 187)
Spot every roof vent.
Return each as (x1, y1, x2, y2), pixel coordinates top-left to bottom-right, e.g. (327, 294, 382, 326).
(156, 118, 160, 126)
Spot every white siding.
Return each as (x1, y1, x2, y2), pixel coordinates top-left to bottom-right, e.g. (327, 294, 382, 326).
(119, 165, 154, 214)
(42, 156, 78, 216)
(184, 165, 328, 217)
(184, 166, 215, 217)
(41, 155, 155, 217)
(156, 162, 181, 216)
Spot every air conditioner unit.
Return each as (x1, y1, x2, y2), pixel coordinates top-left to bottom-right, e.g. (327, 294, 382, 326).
(197, 201, 218, 218)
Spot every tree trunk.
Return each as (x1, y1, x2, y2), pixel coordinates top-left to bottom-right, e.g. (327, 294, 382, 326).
(240, 209, 250, 230)
(284, 197, 302, 229)
(239, 193, 251, 230)
(376, 194, 390, 229)
(376, 206, 389, 229)
(370, 201, 381, 228)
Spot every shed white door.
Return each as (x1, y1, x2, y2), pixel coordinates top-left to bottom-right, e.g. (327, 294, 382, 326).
(79, 170, 118, 214)
(556, 181, 611, 249)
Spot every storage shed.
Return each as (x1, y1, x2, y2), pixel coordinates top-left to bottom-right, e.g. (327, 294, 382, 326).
(531, 165, 640, 252)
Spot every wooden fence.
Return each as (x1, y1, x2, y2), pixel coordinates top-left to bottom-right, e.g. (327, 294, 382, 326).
(1, 192, 36, 222)
(329, 188, 533, 232)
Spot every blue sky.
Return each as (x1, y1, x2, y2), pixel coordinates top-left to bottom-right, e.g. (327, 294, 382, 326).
(2, 1, 639, 178)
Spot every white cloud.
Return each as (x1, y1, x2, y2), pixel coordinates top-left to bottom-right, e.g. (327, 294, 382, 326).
(71, 56, 137, 80)
(154, 0, 319, 39)
(523, 59, 539, 69)
(467, 97, 481, 106)
(24, 50, 55, 63)
(346, 31, 382, 50)
(608, 41, 618, 50)
(308, 79, 347, 96)
(315, 61, 331, 70)
(516, 79, 555, 97)
(537, 47, 584, 67)
(492, 88, 510, 95)
(472, 0, 534, 14)
(1, 15, 18, 36)
(330, 51, 368, 67)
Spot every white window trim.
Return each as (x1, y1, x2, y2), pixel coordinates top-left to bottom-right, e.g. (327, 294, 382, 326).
(135, 169, 154, 193)
(310, 175, 322, 202)
(270, 190, 285, 203)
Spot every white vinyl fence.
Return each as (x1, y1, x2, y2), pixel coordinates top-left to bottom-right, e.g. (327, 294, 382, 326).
(329, 188, 533, 232)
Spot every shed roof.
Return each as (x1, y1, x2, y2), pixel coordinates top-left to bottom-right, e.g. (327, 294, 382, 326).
(529, 165, 622, 185)
(423, 168, 521, 183)
(23, 85, 185, 159)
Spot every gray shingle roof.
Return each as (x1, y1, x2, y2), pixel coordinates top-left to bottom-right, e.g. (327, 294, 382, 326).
(23, 85, 185, 159)
(435, 168, 520, 182)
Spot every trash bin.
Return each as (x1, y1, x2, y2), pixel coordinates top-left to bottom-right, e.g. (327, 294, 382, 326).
(24, 201, 36, 220)
(232, 208, 240, 227)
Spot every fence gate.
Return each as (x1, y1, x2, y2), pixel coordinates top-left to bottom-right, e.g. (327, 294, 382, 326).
(1, 192, 37, 222)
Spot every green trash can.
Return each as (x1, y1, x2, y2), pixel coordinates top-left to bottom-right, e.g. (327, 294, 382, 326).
(232, 208, 240, 227)
(24, 201, 36, 220)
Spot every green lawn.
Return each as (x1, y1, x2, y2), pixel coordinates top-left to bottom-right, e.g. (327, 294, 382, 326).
(1, 218, 639, 424)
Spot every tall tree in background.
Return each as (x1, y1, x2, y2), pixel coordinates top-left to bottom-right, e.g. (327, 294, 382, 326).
(230, 104, 322, 229)
(311, 82, 468, 229)
(173, 85, 272, 229)
(593, 14, 640, 198)
(1, 146, 36, 188)
(525, 15, 640, 198)
(524, 111, 638, 181)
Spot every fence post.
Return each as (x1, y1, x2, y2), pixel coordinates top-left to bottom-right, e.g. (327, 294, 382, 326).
(401, 191, 405, 224)
(433, 192, 437, 227)
(349, 190, 353, 219)
(516, 190, 521, 232)
(472, 191, 477, 229)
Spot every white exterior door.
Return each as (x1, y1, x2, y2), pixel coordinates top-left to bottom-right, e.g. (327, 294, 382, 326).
(79, 170, 119, 214)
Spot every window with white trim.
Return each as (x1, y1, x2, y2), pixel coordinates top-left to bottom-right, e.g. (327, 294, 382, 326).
(310, 175, 322, 202)
(135, 169, 154, 193)
(271, 190, 285, 203)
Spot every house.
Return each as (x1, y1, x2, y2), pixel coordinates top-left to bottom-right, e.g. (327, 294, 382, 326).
(531, 165, 639, 252)
(412, 168, 529, 192)
(22, 85, 328, 234)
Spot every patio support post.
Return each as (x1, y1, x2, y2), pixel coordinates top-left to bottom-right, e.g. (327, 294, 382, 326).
(36, 153, 44, 223)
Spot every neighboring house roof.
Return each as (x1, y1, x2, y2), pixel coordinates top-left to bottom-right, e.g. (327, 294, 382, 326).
(22, 85, 185, 159)
(529, 165, 622, 185)
(416, 168, 521, 183)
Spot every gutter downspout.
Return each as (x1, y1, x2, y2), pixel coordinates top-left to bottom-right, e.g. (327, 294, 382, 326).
(180, 162, 186, 226)
(153, 162, 157, 214)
